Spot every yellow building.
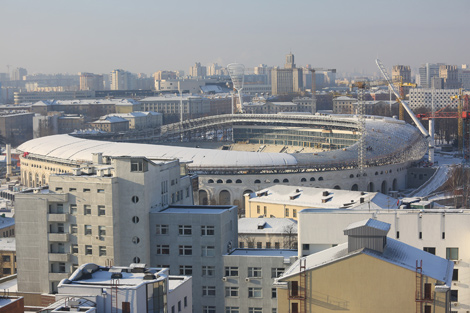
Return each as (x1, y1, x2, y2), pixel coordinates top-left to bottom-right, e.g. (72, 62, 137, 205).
(0, 238, 16, 277)
(244, 185, 394, 221)
(276, 219, 453, 313)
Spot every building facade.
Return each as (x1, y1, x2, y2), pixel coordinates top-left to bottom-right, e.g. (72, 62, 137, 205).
(271, 54, 303, 95)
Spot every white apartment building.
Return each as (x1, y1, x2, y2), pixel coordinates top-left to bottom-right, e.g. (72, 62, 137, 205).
(409, 88, 463, 110)
(15, 154, 194, 294)
(223, 249, 297, 313)
(297, 208, 470, 311)
(55, 263, 192, 313)
(140, 95, 210, 119)
(149, 205, 238, 313)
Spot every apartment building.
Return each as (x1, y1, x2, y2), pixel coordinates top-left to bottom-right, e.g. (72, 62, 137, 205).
(15, 154, 194, 293)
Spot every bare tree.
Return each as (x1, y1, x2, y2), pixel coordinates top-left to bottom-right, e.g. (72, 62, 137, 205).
(282, 224, 298, 250)
(239, 234, 256, 249)
(444, 164, 470, 209)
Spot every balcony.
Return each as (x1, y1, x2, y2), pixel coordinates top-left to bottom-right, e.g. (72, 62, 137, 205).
(48, 214, 68, 223)
(48, 272, 69, 281)
(49, 253, 70, 262)
(48, 233, 69, 242)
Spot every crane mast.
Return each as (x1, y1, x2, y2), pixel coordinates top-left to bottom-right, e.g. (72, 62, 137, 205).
(376, 59, 434, 163)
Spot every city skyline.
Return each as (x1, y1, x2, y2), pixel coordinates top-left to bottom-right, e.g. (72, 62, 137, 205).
(1, 0, 469, 76)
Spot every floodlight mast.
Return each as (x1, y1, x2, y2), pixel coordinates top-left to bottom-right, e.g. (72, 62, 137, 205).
(227, 63, 245, 111)
(375, 59, 434, 162)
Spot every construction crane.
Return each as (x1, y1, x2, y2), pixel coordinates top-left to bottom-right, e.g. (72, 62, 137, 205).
(376, 59, 434, 162)
(415, 91, 470, 154)
(310, 68, 336, 114)
(397, 79, 418, 121)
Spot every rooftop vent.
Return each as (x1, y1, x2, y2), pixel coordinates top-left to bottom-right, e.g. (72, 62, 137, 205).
(256, 190, 268, 197)
(290, 193, 300, 200)
(143, 273, 156, 280)
(322, 191, 329, 197)
(257, 221, 266, 229)
(111, 273, 123, 279)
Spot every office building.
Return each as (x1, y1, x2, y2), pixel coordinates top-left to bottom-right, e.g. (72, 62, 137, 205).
(189, 63, 207, 78)
(271, 54, 303, 95)
(418, 63, 443, 88)
(79, 73, 104, 91)
(440, 65, 461, 89)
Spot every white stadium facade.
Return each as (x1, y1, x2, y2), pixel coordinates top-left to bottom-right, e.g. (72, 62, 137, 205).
(17, 114, 427, 212)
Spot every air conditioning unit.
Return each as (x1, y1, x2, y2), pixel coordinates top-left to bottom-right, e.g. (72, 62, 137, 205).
(222, 277, 227, 282)
(245, 278, 251, 282)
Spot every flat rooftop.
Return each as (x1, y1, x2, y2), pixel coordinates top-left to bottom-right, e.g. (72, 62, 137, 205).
(228, 249, 297, 257)
(159, 205, 234, 214)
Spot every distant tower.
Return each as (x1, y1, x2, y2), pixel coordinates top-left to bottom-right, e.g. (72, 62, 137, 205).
(285, 53, 295, 69)
(227, 63, 245, 112)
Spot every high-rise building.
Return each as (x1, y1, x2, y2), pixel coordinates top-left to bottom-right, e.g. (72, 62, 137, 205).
(79, 72, 104, 91)
(10, 68, 27, 81)
(154, 70, 177, 81)
(418, 63, 443, 88)
(439, 65, 461, 89)
(189, 62, 207, 78)
(459, 64, 470, 90)
(110, 69, 133, 90)
(271, 54, 303, 95)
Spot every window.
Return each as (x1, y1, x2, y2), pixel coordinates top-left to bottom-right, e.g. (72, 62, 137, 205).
(266, 242, 271, 249)
(451, 290, 458, 302)
(248, 242, 254, 248)
(83, 188, 90, 193)
(225, 286, 239, 297)
(257, 242, 262, 249)
(271, 268, 284, 278)
(179, 265, 192, 275)
(249, 308, 262, 313)
(442, 232, 445, 239)
(157, 245, 170, 255)
(285, 208, 289, 217)
(71, 224, 78, 234)
(70, 204, 77, 215)
(131, 159, 146, 172)
(156, 224, 169, 235)
(178, 301, 181, 312)
(396, 231, 400, 239)
(69, 188, 76, 192)
(85, 245, 92, 255)
(171, 306, 175, 313)
(178, 225, 192, 236)
(57, 223, 65, 233)
(453, 269, 459, 281)
(184, 296, 187, 307)
(202, 286, 216, 297)
(98, 226, 106, 238)
(419, 232, 422, 239)
(274, 242, 280, 249)
(55, 187, 63, 192)
(85, 225, 92, 235)
(201, 225, 214, 236)
(84, 205, 91, 215)
(226, 307, 239, 313)
(225, 266, 239, 277)
(248, 267, 262, 278)
(72, 244, 78, 254)
(98, 206, 106, 216)
(293, 209, 297, 218)
(202, 266, 215, 277)
(203, 306, 216, 313)
(99, 246, 106, 256)
(179, 245, 192, 256)
(3, 268, 11, 275)
(446, 248, 459, 260)
(257, 205, 260, 214)
(201, 246, 215, 257)
(248, 287, 262, 298)
(2, 255, 10, 262)
(272, 288, 277, 298)
(97, 189, 104, 193)
(424, 247, 436, 255)
(239, 242, 244, 248)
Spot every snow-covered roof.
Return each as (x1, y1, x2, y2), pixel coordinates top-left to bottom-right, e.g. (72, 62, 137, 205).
(228, 249, 298, 257)
(343, 218, 391, 233)
(33, 99, 139, 106)
(334, 96, 356, 101)
(249, 185, 395, 210)
(238, 218, 297, 234)
(92, 116, 128, 124)
(158, 205, 233, 215)
(0, 238, 15, 251)
(0, 217, 15, 229)
(280, 238, 453, 286)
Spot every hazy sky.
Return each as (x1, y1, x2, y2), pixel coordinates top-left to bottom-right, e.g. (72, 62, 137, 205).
(1, 0, 469, 76)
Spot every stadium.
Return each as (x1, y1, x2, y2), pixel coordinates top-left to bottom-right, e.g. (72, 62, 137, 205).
(17, 113, 427, 210)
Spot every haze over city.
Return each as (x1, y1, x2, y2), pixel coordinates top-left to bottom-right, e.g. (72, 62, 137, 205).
(2, 0, 470, 75)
